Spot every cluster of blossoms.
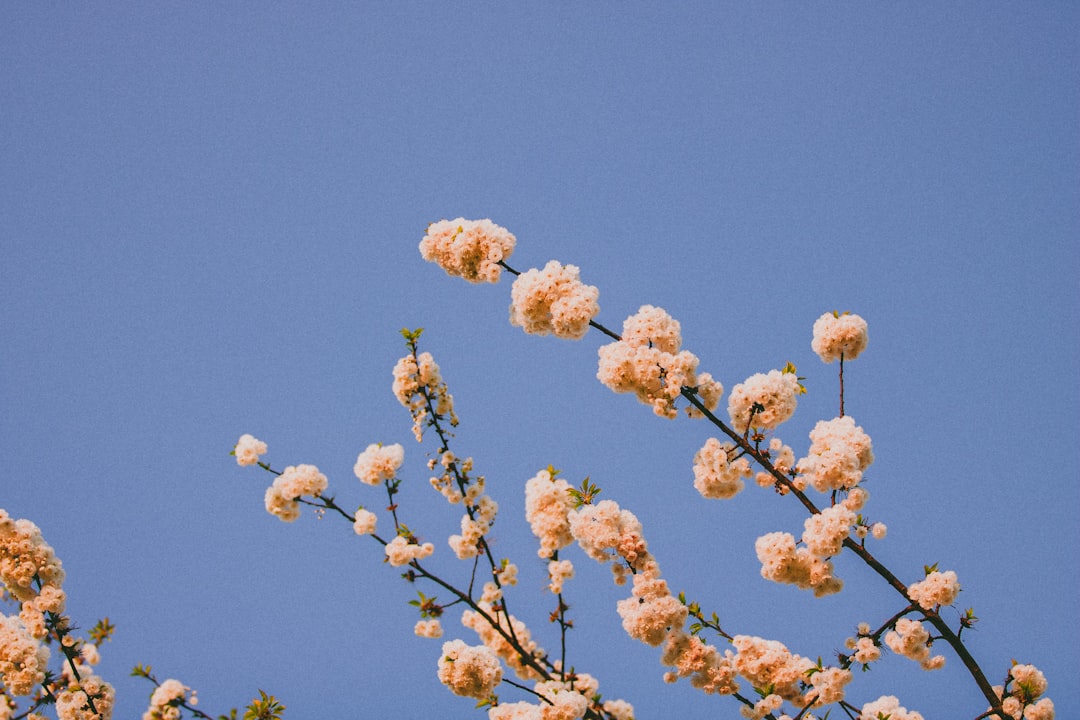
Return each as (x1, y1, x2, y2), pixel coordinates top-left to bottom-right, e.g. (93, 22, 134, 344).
(843, 623, 882, 666)
(263, 464, 328, 522)
(488, 675, 632, 720)
(884, 618, 945, 670)
(414, 619, 444, 639)
(352, 508, 377, 536)
(992, 663, 1054, 720)
(233, 433, 268, 467)
(566, 498, 737, 694)
(796, 416, 874, 493)
(731, 635, 817, 703)
(392, 348, 456, 442)
(659, 630, 738, 695)
(509, 260, 600, 340)
(727, 368, 801, 433)
(597, 305, 723, 419)
(754, 437, 797, 491)
(354, 443, 405, 486)
(811, 311, 868, 363)
(437, 639, 503, 699)
(524, 469, 576, 559)
(54, 673, 116, 720)
(461, 601, 546, 681)
(419, 218, 516, 284)
(754, 502, 860, 598)
(907, 569, 961, 610)
(448, 493, 499, 561)
(142, 678, 197, 720)
(1, 509, 116, 720)
(0, 612, 49, 696)
(428, 451, 473, 504)
(384, 535, 435, 567)
(858, 696, 924, 720)
(692, 438, 752, 499)
(0, 510, 66, 639)
(546, 559, 574, 595)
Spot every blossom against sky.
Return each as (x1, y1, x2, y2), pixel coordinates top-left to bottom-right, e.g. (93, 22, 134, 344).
(2, 4, 1077, 718)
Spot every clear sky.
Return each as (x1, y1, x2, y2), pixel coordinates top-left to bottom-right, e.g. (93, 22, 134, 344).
(2, 3, 1077, 719)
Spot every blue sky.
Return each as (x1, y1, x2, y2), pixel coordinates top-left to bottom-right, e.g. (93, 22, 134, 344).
(2, 3, 1077, 718)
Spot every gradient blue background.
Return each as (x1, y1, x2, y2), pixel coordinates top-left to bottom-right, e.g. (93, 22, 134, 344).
(2, 4, 1077, 718)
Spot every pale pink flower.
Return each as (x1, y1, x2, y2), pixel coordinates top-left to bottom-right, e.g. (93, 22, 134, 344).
(522, 468, 583, 557)
(234, 434, 267, 466)
(660, 631, 739, 695)
(731, 635, 814, 702)
(353, 443, 405, 486)
(509, 260, 599, 339)
(547, 559, 574, 594)
(727, 370, 800, 433)
(0, 614, 50, 695)
(693, 438, 752, 499)
(461, 601, 545, 681)
(437, 639, 503, 699)
(143, 678, 196, 720)
(801, 505, 856, 558)
(352, 508, 377, 536)
(884, 618, 944, 670)
(488, 702, 543, 720)
(414, 619, 443, 639)
(908, 570, 961, 610)
(859, 696, 924, 720)
(811, 312, 868, 363)
(796, 416, 874, 493)
(384, 535, 434, 567)
(264, 464, 327, 522)
(596, 306, 721, 419)
(420, 218, 516, 283)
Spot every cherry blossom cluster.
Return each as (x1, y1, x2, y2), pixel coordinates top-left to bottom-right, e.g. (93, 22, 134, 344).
(546, 559, 574, 595)
(858, 696, 924, 720)
(233, 433, 268, 467)
(565, 498, 736, 694)
(755, 530, 841, 597)
(843, 623, 882, 666)
(597, 305, 723, 419)
(692, 437, 752, 499)
(353, 443, 405, 486)
(385, 535, 435, 567)
(731, 635, 818, 705)
(0, 510, 66, 639)
(509, 260, 600, 340)
(0, 612, 49, 696)
(992, 663, 1055, 720)
(461, 601, 546, 682)
(796, 416, 874, 493)
(419, 218, 516, 284)
(393, 347, 457, 442)
(2, 509, 116, 720)
(907, 569, 961, 610)
(487, 674, 632, 720)
(727, 368, 801, 433)
(142, 678, 197, 720)
(448, 492, 498, 561)
(263, 463, 328, 522)
(54, 673, 116, 720)
(437, 639, 504, 699)
(884, 618, 945, 670)
(524, 469, 576, 559)
(811, 311, 869, 363)
(415, 619, 443, 639)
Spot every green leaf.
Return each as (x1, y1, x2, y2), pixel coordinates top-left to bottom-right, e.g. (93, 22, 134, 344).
(243, 690, 286, 720)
